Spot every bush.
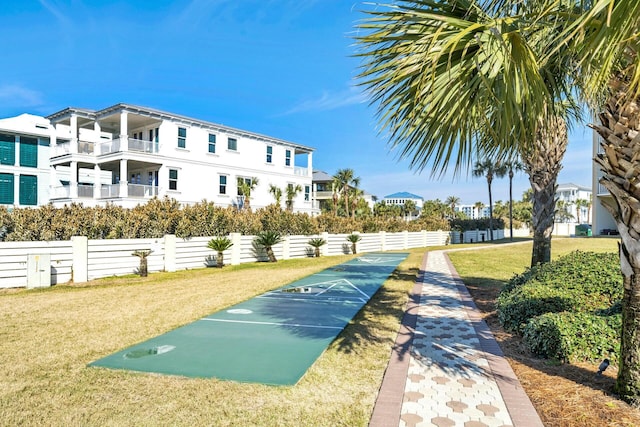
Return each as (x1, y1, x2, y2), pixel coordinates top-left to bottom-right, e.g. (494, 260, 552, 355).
(523, 311, 621, 363)
(498, 251, 622, 333)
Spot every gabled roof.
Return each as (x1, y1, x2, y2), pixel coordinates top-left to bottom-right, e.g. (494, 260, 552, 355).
(312, 170, 334, 182)
(383, 191, 423, 200)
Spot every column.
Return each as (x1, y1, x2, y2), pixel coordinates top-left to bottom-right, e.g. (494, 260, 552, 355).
(119, 159, 128, 197)
(119, 111, 128, 152)
(70, 161, 78, 198)
(93, 164, 101, 199)
(70, 114, 78, 154)
(307, 151, 313, 176)
(13, 172, 19, 206)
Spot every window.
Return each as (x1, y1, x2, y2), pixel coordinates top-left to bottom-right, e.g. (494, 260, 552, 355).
(177, 127, 186, 148)
(208, 134, 216, 153)
(19, 175, 37, 206)
(219, 175, 227, 194)
(0, 134, 15, 166)
(169, 169, 178, 190)
(18, 137, 38, 168)
(285, 149, 291, 166)
(0, 173, 14, 204)
(304, 185, 310, 201)
(237, 177, 251, 196)
(228, 137, 237, 151)
(266, 145, 272, 163)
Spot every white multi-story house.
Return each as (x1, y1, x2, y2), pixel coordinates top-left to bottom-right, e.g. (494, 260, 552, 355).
(456, 204, 490, 219)
(311, 170, 375, 215)
(381, 192, 424, 218)
(0, 114, 54, 208)
(555, 182, 592, 224)
(41, 103, 314, 211)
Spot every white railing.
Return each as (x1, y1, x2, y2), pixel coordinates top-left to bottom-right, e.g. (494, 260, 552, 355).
(77, 184, 94, 198)
(101, 184, 121, 198)
(128, 138, 157, 153)
(51, 186, 71, 199)
(294, 166, 308, 176)
(77, 140, 95, 155)
(52, 142, 71, 157)
(99, 139, 121, 155)
(128, 184, 158, 198)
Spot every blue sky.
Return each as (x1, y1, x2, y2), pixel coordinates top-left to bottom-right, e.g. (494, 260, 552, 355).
(0, 0, 593, 205)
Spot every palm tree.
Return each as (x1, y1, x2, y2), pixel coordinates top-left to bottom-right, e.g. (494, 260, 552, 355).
(356, 1, 579, 264)
(574, 198, 589, 224)
(237, 177, 259, 211)
(207, 236, 233, 268)
(132, 249, 152, 277)
(504, 159, 524, 241)
(357, 0, 640, 403)
(307, 237, 326, 258)
(473, 201, 485, 219)
(333, 169, 360, 217)
(269, 184, 282, 208)
(445, 196, 460, 219)
(346, 233, 362, 254)
(473, 160, 506, 240)
(403, 199, 417, 221)
(285, 184, 302, 212)
(254, 231, 283, 263)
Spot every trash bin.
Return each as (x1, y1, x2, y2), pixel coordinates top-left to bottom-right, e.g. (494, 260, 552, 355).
(587, 228, 592, 237)
(575, 224, 591, 237)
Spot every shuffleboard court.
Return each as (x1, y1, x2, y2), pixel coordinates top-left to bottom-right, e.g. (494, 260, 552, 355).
(89, 253, 408, 385)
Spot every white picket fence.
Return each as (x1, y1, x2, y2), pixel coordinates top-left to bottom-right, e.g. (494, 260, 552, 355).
(0, 230, 454, 289)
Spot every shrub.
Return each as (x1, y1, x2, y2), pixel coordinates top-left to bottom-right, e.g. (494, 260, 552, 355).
(498, 251, 622, 333)
(523, 311, 621, 363)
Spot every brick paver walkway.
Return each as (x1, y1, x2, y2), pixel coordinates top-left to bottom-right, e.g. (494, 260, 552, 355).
(370, 250, 543, 427)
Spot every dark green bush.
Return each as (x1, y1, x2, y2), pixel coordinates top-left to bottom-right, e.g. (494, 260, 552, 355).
(498, 251, 622, 332)
(523, 311, 620, 363)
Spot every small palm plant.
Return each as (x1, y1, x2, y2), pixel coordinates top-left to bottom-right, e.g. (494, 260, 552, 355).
(346, 233, 362, 254)
(132, 249, 152, 277)
(207, 236, 233, 268)
(307, 237, 327, 258)
(255, 231, 283, 262)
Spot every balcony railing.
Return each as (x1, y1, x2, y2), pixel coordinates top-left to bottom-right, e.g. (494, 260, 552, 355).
(101, 138, 158, 155)
(598, 183, 610, 195)
(294, 166, 308, 176)
(128, 184, 158, 198)
(77, 184, 94, 198)
(77, 141, 95, 154)
(51, 186, 71, 199)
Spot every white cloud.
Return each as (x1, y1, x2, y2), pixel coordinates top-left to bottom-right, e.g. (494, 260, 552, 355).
(0, 85, 45, 108)
(37, 0, 71, 26)
(280, 88, 367, 116)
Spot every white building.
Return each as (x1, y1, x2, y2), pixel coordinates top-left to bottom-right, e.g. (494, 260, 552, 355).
(456, 204, 490, 219)
(592, 132, 618, 235)
(0, 114, 54, 208)
(381, 192, 423, 218)
(555, 182, 592, 224)
(38, 103, 314, 211)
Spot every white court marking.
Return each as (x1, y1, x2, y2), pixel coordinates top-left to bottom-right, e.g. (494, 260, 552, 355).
(267, 278, 370, 299)
(357, 256, 404, 264)
(201, 318, 343, 330)
(227, 309, 253, 314)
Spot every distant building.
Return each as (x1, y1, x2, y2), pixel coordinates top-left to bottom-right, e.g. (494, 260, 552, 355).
(555, 182, 592, 224)
(381, 191, 424, 219)
(312, 170, 375, 215)
(456, 204, 490, 219)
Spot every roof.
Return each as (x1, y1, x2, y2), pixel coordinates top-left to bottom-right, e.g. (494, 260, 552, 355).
(46, 103, 314, 152)
(383, 191, 423, 200)
(312, 170, 334, 182)
(556, 182, 591, 192)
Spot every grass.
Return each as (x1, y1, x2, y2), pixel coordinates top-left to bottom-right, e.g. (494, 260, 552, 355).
(448, 237, 640, 427)
(0, 249, 431, 426)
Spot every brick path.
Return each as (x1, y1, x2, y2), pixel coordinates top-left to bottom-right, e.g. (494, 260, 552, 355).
(370, 250, 544, 427)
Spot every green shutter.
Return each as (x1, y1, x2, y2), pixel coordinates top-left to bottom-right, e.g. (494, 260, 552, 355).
(19, 175, 37, 206)
(19, 136, 38, 168)
(0, 173, 15, 204)
(0, 134, 15, 165)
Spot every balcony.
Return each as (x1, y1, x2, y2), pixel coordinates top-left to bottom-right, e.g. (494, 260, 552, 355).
(51, 183, 158, 200)
(52, 138, 159, 158)
(294, 166, 309, 176)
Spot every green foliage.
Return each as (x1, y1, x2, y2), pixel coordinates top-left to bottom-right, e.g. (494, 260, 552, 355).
(307, 238, 327, 257)
(450, 218, 506, 232)
(346, 233, 362, 254)
(207, 236, 233, 268)
(523, 312, 621, 364)
(254, 231, 283, 262)
(496, 251, 623, 363)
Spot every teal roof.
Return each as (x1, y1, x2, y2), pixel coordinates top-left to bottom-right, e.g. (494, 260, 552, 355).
(383, 192, 423, 200)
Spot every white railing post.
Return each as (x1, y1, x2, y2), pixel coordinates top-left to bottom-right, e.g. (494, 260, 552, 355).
(164, 234, 176, 272)
(282, 235, 291, 260)
(71, 236, 88, 283)
(380, 231, 386, 252)
(230, 233, 242, 265)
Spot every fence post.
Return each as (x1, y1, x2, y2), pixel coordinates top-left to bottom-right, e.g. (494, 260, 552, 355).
(164, 234, 176, 272)
(71, 236, 88, 283)
(230, 233, 242, 265)
(321, 232, 330, 256)
(380, 231, 386, 252)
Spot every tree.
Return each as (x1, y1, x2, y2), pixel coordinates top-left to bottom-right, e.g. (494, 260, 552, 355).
(574, 198, 589, 224)
(403, 199, 417, 221)
(356, 0, 579, 265)
(473, 160, 506, 240)
(285, 184, 302, 212)
(207, 236, 233, 268)
(505, 159, 524, 241)
(254, 231, 283, 263)
(445, 196, 460, 219)
(307, 237, 326, 258)
(237, 177, 259, 211)
(333, 169, 360, 217)
(346, 233, 362, 254)
(473, 201, 485, 219)
(555, 200, 574, 223)
(269, 184, 282, 208)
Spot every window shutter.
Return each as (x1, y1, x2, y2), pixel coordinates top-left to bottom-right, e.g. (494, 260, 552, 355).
(0, 173, 15, 204)
(0, 134, 15, 165)
(19, 137, 38, 168)
(19, 175, 37, 205)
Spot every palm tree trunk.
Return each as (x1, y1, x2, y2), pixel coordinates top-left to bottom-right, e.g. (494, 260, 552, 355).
(591, 84, 640, 405)
(522, 115, 568, 266)
(217, 252, 224, 268)
(487, 178, 494, 240)
(509, 172, 514, 241)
